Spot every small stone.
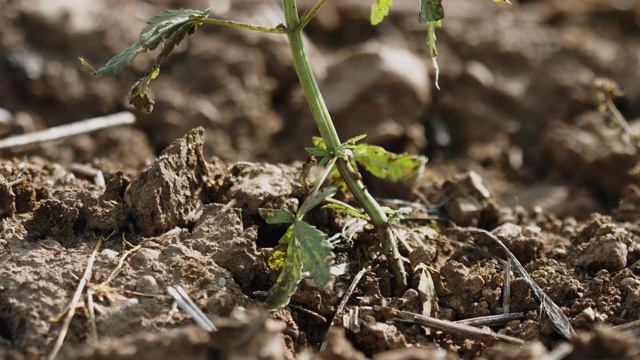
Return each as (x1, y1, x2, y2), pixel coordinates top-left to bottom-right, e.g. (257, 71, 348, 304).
(130, 248, 161, 269)
(135, 275, 160, 294)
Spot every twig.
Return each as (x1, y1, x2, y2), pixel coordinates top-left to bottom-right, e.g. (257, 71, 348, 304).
(86, 290, 98, 343)
(0, 111, 135, 150)
(48, 237, 103, 360)
(321, 267, 367, 351)
(103, 236, 141, 286)
(455, 312, 525, 327)
(69, 163, 106, 187)
(614, 319, 640, 332)
(503, 259, 512, 314)
(167, 286, 217, 332)
(385, 308, 524, 346)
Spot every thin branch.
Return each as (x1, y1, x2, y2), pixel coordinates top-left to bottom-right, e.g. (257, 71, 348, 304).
(455, 312, 525, 327)
(386, 308, 524, 346)
(201, 18, 287, 34)
(298, 0, 328, 30)
(0, 111, 135, 150)
(167, 286, 217, 332)
(321, 267, 367, 351)
(48, 237, 103, 360)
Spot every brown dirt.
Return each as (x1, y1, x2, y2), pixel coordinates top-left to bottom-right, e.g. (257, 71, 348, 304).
(1, 0, 640, 359)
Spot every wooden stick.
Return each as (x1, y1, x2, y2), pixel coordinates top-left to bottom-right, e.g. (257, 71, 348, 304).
(385, 308, 524, 346)
(0, 111, 135, 150)
(456, 312, 525, 327)
(48, 237, 103, 360)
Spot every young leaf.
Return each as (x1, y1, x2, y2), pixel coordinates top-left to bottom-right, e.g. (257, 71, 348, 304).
(371, 0, 393, 25)
(259, 207, 296, 224)
(297, 187, 337, 219)
(265, 236, 303, 309)
(353, 144, 427, 182)
(296, 221, 334, 289)
(322, 202, 370, 220)
(419, 0, 444, 23)
(344, 134, 367, 147)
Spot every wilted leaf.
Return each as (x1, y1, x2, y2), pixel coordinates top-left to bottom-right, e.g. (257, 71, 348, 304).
(296, 221, 334, 289)
(353, 144, 427, 182)
(426, 21, 441, 90)
(371, 0, 393, 25)
(81, 9, 210, 76)
(265, 237, 303, 309)
(259, 207, 296, 224)
(80, 8, 211, 113)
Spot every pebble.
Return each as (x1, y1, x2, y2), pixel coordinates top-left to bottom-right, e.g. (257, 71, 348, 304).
(135, 275, 160, 294)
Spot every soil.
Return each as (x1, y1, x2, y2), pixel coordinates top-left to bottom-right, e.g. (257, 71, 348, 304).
(1, 0, 640, 359)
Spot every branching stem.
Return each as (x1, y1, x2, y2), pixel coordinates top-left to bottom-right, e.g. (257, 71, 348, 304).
(282, 0, 407, 291)
(299, 0, 328, 31)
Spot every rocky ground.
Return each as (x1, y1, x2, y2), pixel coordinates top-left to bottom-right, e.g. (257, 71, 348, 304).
(1, 0, 640, 359)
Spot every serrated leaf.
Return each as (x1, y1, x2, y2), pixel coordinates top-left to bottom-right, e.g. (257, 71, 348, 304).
(298, 187, 337, 219)
(259, 207, 296, 224)
(353, 144, 427, 182)
(296, 221, 334, 289)
(265, 236, 302, 309)
(322, 203, 370, 220)
(305, 147, 330, 157)
(371, 0, 393, 25)
(419, 0, 444, 23)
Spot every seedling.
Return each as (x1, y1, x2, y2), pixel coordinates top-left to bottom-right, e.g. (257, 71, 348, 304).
(80, 1, 503, 308)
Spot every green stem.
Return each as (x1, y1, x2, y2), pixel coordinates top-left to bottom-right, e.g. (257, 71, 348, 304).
(201, 18, 287, 35)
(282, 0, 407, 291)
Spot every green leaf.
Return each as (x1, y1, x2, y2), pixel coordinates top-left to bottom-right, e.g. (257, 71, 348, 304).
(419, 0, 444, 23)
(353, 144, 427, 182)
(298, 187, 337, 219)
(344, 134, 367, 147)
(322, 202, 370, 220)
(265, 236, 303, 309)
(312, 136, 327, 149)
(296, 221, 334, 289)
(371, 0, 393, 25)
(259, 207, 296, 224)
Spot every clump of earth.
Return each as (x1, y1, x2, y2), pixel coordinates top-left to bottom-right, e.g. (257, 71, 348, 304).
(1, 0, 640, 359)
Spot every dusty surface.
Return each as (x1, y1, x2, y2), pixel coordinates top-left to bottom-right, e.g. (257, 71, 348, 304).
(1, 0, 640, 359)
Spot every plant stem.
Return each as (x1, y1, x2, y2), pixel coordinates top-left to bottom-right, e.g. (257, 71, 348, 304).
(200, 18, 287, 35)
(282, 0, 407, 291)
